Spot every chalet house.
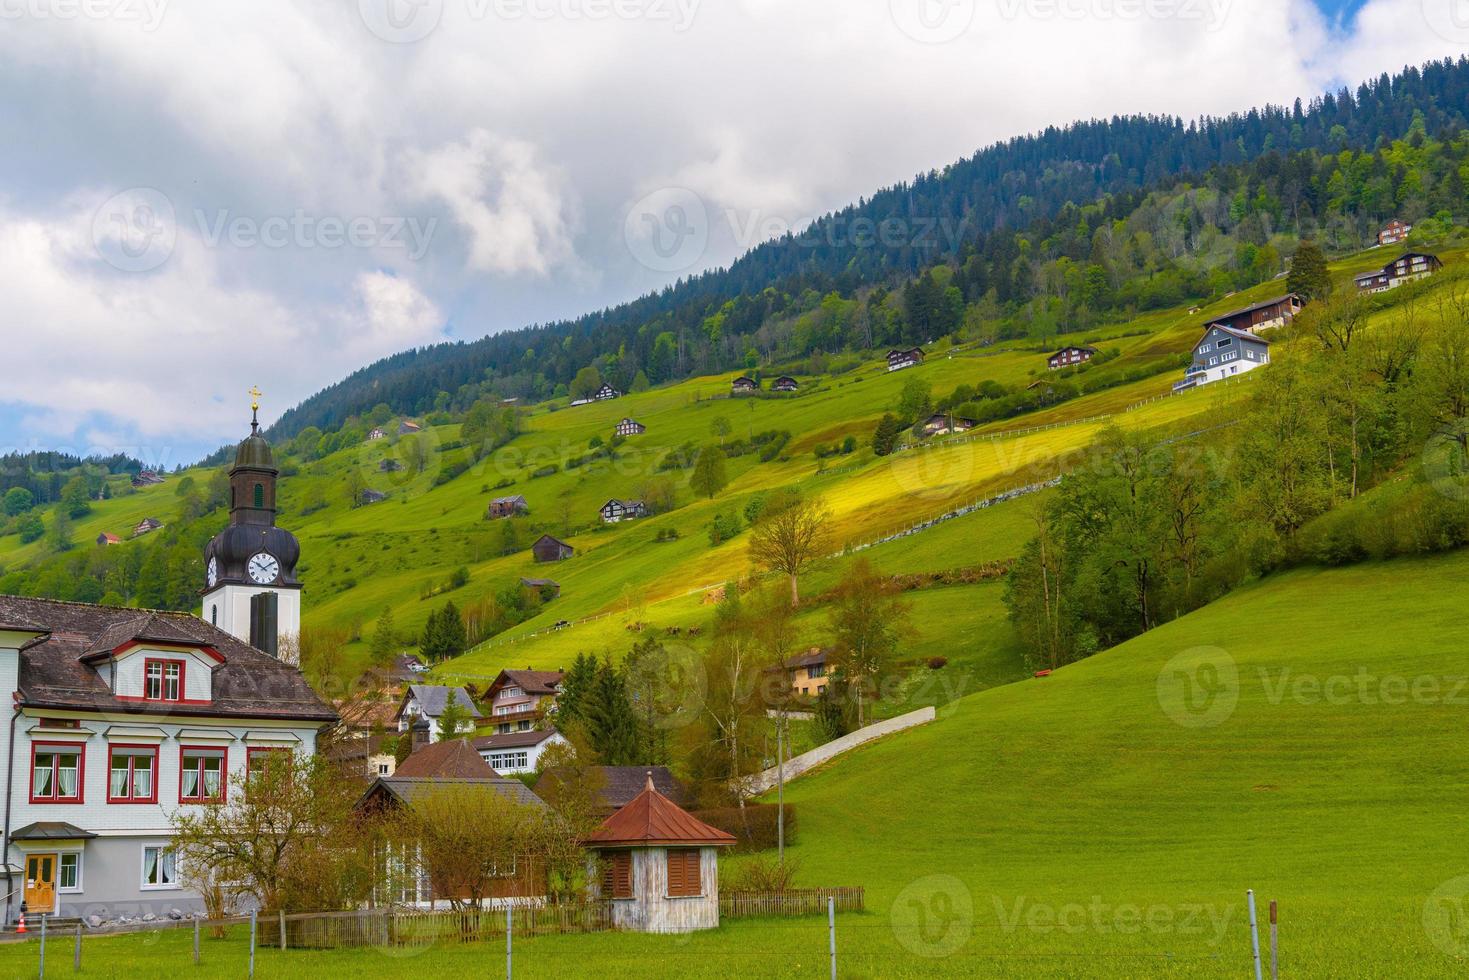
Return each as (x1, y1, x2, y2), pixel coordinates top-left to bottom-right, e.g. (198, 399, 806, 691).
(1174, 325, 1271, 392)
(584, 773, 736, 933)
(886, 347, 925, 372)
(537, 765, 687, 818)
(731, 376, 758, 394)
(615, 418, 647, 438)
(776, 648, 830, 697)
(1354, 252, 1443, 294)
(600, 499, 648, 524)
(0, 596, 335, 924)
(772, 376, 799, 393)
(1206, 294, 1304, 335)
(359, 489, 388, 506)
(519, 578, 560, 600)
(531, 535, 575, 563)
(486, 495, 530, 520)
(395, 685, 484, 740)
(1047, 346, 1098, 370)
(921, 413, 977, 438)
(398, 421, 422, 436)
(1378, 219, 1412, 246)
(96, 533, 122, 547)
(356, 750, 548, 909)
(473, 729, 569, 775)
(129, 470, 165, 488)
(486, 668, 564, 732)
(132, 518, 162, 537)
(367, 427, 388, 442)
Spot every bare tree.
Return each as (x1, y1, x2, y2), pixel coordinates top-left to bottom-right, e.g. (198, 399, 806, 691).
(389, 784, 542, 911)
(748, 496, 832, 607)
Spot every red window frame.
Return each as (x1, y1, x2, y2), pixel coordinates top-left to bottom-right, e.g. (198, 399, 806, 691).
(29, 741, 85, 804)
(107, 743, 159, 804)
(142, 658, 185, 702)
(178, 745, 228, 804)
(245, 746, 291, 796)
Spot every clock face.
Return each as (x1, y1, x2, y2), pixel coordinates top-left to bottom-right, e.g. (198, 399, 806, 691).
(207, 557, 218, 588)
(247, 552, 280, 585)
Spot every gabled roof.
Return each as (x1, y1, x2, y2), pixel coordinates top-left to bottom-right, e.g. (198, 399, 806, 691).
(1207, 293, 1302, 323)
(519, 578, 559, 589)
(490, 495, 528, 506)
(0, 595, 335, 722)
(886, 347, 925, 357)
(601, 498, 645, 511)
(401, 685, 484, 720)
(533, 534, 573, 549)
(474, 728, 562, 751)
(394, 739, 499, 779)
(360, 776, 547, 811)
(1198, 324, 1272, 349)
(780, 647, 829, 670)
(584, 773, 737, 848)
(492, 669, 564, 697)
(1049, 345, 1098, 357)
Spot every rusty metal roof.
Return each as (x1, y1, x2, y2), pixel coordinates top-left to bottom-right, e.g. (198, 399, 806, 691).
(583, 772, 737, 848)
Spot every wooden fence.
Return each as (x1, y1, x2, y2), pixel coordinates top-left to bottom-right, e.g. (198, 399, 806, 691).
(720, 888, 864, 919)
(282, 902, 612, 949)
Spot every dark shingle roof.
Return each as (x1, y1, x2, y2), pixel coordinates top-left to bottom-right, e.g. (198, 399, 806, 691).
(1207, 293, 1301, 323)
(395, 739, 499, 779)
(493, 670, 564, 697)
(364, 777, 546, 810)
(0, 595, 336, 723)
(474, 729, 561, 751)
(403, 685, 484, 719)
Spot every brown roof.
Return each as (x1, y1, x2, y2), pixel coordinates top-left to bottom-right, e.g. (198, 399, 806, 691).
(1207, 293, 1302, 323)
(394, 739, 500, 779)
(359, 777, 546, 811)
(781, 647, 828, 670)
(584, 773, 737, 848)
(473, 729, 561, 751)
(0, 595, 336, 722)
(492, 669, 564, 698)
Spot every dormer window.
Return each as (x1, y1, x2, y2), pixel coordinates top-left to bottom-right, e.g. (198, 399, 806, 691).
(144, 659, 184, 702)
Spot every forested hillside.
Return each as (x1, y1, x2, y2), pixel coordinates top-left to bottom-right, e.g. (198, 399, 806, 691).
(261, 58, 1469, 445)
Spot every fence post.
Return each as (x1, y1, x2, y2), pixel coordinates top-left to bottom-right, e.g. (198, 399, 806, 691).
(279, 909, 286, 951)
(506, 905, 513, 980)
(73, 922, 80, 973)
(249, 909, 257, 979)
(38, 914, 46, 979)
(1269, 900, 1278, 980)
(1246, 890, 1262, 980)
(193, 917, 200, 965)
(827, 896, 836, 980)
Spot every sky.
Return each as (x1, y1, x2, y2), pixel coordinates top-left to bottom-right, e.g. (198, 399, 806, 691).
(0, 0, 1461, 464)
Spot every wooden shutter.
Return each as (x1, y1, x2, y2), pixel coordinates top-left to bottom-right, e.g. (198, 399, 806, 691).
(667, 849, 700, 898)
(603, 852, 632, 899)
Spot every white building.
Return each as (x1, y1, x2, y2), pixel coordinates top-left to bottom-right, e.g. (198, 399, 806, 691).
(1174, 325, 1272, 392)
(395, 685, 484, 740)
(0, 414, 334, 925)
(472, 729, 568, 775)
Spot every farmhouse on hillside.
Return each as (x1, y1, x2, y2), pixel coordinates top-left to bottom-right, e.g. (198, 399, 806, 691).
(774, 648, 830, 697)
(1354, 252, 1443, 293)
(486, 494, 530, 519)
(584, 773, 737, 933)
(600, 499, 648, 524)
(130, 470, 165, 488)
(486, 668, 564, 732)
(1174, 325, 1271, 392)
(96, 532, 121, 547)
(0, 413, 335, 925)
(132, 517, 162, 537)
(396, 685, 484, 740)
(731, 376, 758, 394)
(367, 427, 388, 441)
(519, 577, 560, 600)
(1378, 219, 1412, 246)
(398, 420, 422, 435)
(886, 347, 925, 372)
(920, 413, 977, 437)
(473, 729, 569, 774)
(532, 534, 575, 563)
(359, 489, 388, 506)
(1047, 346, 1098, 370)
(1205, 293, 1303, 335)
(615, 418, 647, 437)
(772, 376, 799, 392)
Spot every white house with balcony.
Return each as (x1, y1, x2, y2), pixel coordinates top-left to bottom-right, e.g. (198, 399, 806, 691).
(484, 669, 564, 734)
(1174, 325, 1272, 392)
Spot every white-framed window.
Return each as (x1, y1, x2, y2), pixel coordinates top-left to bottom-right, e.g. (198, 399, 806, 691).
(1199, 344, 1211, 353)
(378, 762, 391, 776)
(141, 845, 179, 890)
(1217, 337, 1233, 348)
(487, 751, 530, 770)
(58, 852, 82, 892)
(498, 686, 524, 701)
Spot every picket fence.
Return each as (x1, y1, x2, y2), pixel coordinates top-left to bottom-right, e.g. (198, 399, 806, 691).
(281, 903, 612, 950)
(721, 888, 865, 919)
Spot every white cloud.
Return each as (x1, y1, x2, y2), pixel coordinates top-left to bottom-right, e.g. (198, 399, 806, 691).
(0, 0, 1460, 454)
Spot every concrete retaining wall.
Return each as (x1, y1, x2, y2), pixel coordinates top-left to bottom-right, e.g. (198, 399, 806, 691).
(750, 706, 936, 795)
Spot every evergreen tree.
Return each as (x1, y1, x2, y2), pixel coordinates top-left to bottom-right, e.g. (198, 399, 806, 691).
(872, 414, 902, 456)
(370, 608, 398, 665)
(555, 653, 599, 729)
(580, 658, 643, 766)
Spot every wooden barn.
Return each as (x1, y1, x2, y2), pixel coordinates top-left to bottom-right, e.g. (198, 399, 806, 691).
(1047, 346, 1097, 370)
(584, 773, 736, 933)
(886, 347, 925, 372)
(487, 494, 530, 519)
(771, 376, 799, 392)
(1205, 294, 1303, 335)
(532, 534, 575, 563)
(731, 376, 758, 394)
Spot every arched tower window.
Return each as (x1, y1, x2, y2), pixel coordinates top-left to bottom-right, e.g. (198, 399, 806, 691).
(253, 483, 264, 509)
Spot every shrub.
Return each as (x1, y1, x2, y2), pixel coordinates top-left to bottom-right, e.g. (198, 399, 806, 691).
(691, 804, 797, 854)
(927, 656, 948, 670)
(725, 854, 803, 891)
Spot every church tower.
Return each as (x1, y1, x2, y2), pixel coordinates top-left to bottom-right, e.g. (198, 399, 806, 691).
(201, 390, 302, 663)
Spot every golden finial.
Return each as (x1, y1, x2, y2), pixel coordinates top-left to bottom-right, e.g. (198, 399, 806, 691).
(248, 385, 263, 429)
